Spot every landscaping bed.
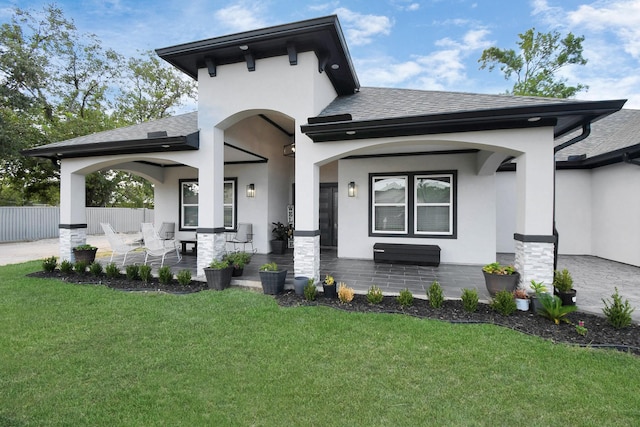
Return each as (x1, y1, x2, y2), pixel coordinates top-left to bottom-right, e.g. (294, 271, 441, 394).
(28, 270, 639, 355)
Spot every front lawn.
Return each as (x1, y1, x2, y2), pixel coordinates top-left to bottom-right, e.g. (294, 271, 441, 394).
(1, 261, 639, 426)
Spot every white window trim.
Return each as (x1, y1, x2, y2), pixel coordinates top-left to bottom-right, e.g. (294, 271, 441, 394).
(371, 175, 408, 234)
(180, 180, 198, 230)
(414, 174, 454, 236)
(223, 180, 235, 230)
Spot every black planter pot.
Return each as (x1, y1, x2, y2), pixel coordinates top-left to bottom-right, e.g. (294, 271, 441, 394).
(483, 271, 520, 296)
(259, 270, 287, 295)
(270, 240, 287, 255)
(530, 295, 544, 313)
(323, 283, 337, 299)
(204, 267, 233, 291)
(232, 267, 244, 277)
(554, 288, 577, 306)
(73, 248, 97, 264)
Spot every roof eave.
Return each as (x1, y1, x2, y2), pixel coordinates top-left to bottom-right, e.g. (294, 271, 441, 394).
(21, 132, 200, 160)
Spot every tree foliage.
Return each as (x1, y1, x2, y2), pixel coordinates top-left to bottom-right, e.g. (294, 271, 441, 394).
(478, 28, 588, 98)
(0, 4, 195, 207)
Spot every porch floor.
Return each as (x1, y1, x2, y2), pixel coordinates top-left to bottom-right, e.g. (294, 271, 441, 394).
(99, 246, 640, 321)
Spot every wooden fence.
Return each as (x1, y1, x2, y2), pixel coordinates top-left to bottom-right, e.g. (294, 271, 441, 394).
(0, 207, 154, 242)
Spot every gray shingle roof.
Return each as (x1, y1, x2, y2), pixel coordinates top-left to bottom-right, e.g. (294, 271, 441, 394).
(32, 112, 198, 150)
(319, 87, 580, 121)
(555, 109, 640, 161)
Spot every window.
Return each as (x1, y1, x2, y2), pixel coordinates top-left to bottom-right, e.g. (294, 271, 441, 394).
(370, 171, 456, 238)
(179, 178, 237, 231)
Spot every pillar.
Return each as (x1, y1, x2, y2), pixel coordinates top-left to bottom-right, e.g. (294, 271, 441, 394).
(59, 166, 87, 262)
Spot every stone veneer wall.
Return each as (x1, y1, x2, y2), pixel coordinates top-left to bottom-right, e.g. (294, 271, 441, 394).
(294, 235, 320, 284)
(196, 232, 227, 276)
(59, 227, 87, 262)
(514, 240, 555, 290)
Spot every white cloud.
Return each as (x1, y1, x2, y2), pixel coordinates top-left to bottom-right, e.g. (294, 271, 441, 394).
(407, 3, 421, 11)
(214, 2, 267, 32)
(308, 2, 339, 12)
(333, 7, 393, 46)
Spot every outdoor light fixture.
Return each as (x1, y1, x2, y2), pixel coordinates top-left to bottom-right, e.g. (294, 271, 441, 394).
(348, 181, 356, 197)
(246, 183, 255, 198)
(283, 142, 296, 157)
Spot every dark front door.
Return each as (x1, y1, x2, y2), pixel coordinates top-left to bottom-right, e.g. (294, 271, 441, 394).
(319, 183, 338, 247)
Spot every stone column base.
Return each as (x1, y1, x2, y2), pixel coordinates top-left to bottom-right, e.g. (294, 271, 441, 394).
(294, 234, 320, 284)
(514, 239, 555, 290)
(59, 227, 87, 262)
(196, 232, 226, 277)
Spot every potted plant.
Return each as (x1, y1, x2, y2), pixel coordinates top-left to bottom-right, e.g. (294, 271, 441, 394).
(482, 262, 520, 296)
(270, 222, 292, 255)
(294, 276, 310, 296)
(513, 288, 530, 311)
(553, 268, 576, 306)
(204, 259, 233, 290)
(258, 262, 287, 295)
(72, 244, 98, 263)
(322, 274, 337, 299)
(529, 280, 548, 313)
(224, 251, 251, 277)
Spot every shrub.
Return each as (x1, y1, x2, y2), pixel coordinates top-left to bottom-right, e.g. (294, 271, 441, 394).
(105, 263, 120, 278)
(553, 269, 574, 292)
(537, 293, 577, 325)
(42, 256, 57, 272)
(367, 285, 384, 304)
(125, 265, 140, 281)
(490, 290, 517, 316)
(74, 261, 88, 274)
(482, 262, 516, 275)
(427, 281, 444, 308)
(513, 288, 529, 299)
(338, 282, 354, 303)
(158, 266, 173, 285)
(139, 264, 152, 283)
(60, 260, 74, 274)
(259, 262, 278, 272)
(89, 262, 103, 276)
(397, 288, 413, 307)
(176, 269, 192, 286)
(303, 281, 317, 301)
(224, 251, 251, 269)
(602, 287, 635, 329)
(209, 259, 230, 269)
(461, 288, 479, 312)
(74, 244, 97, 251)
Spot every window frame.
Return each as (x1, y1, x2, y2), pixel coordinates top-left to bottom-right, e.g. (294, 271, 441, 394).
(371, 175, 408, 235)
(369, 171, 457, 239)
(178, 178, 238, 231)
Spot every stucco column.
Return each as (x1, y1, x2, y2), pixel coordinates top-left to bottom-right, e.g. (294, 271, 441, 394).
(513, 148, 555, 288)
(196, 126, 226, 276)
(59, 165, 87, 262)
(294, 149, 321, 283)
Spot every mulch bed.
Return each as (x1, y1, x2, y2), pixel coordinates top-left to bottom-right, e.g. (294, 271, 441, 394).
(28, 270, 639, 356)
(275, 291, 640, 356)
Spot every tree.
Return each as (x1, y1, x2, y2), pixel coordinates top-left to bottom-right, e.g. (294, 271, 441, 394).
(478, 28, 588, 98)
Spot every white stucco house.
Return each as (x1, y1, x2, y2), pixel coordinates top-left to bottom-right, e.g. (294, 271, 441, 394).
(24, 15, 635, 286)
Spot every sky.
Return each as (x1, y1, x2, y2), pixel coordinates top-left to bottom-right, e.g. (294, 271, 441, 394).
(2, 0, 639, 109)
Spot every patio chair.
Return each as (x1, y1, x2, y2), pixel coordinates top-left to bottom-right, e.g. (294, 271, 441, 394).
(100, 222, 142, 266)
(141, 222, 182, 267)
(226, 223, 254, 252)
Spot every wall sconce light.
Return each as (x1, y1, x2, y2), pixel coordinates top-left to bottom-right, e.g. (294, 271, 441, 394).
(246, 183, 255, 198)
(283, 142, 295, 157)
(348, 181, 356, 197)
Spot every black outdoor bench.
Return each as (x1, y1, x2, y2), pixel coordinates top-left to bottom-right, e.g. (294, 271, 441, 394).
(373, 243, 441, 266)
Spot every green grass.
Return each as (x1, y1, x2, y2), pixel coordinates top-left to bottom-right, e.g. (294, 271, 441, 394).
(2, 261, 640, 426)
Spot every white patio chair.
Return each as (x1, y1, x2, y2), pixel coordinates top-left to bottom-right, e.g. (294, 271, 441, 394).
(100, 223, 142, 266)
(226, 223, 254, 252)
(141, 222, 182, 267)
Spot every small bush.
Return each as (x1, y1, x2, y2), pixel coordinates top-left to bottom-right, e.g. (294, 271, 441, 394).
(427, 281, 444, 308)
(461, 288, 479, 312)
(537, 293, 577, 324)
(367, 285, 384, 304)
(60, 260, 74, 274)
(176, 269, 192, 286)
(338, 282, 354, 303)
(602, 287, 635, 329)
(42, 256, 57, 272)
(490, 290, 517, 316)
(89, 262, 103, 276)
(259, 262, 278, 272)
(74, 261, 88, 274)
(397, 288, 414, 307)
(105, 263, 120, 278)
(158, 266, 173, 285)
(139, 264, 152, 283)
(125, 265, 140, 281)
(553, 269, 574, 292)
(303, 281, 317, 301)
